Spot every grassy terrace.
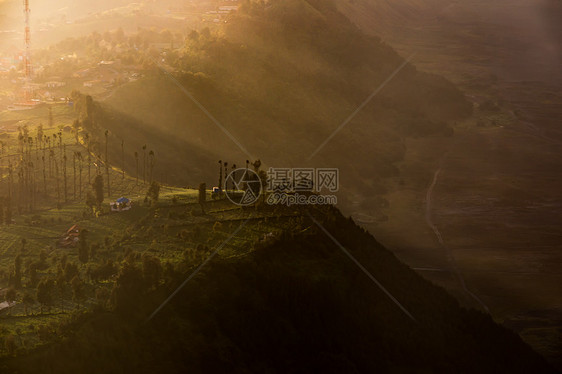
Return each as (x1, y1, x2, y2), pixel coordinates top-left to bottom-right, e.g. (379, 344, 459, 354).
(0, 103, 311, 356)
(0, 173, 309, 356)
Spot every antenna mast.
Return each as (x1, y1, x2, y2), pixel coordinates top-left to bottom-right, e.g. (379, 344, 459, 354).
(23, 0, 32, 99)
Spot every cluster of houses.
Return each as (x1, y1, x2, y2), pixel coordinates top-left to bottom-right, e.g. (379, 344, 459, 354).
(2, 59, 143, 110)
(205, 3, 239, 23)
(76, 60, 141, 90)
(0, 51, 24, 76)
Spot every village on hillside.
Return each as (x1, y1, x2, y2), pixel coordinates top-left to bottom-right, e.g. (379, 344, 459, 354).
(0, 0, 240, 112)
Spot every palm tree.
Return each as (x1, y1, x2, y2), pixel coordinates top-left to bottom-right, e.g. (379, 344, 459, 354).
(41, 154, 46, 196)
(142, 145, 147, 184)
(72, 119, 80, 144)
(22, 293, 34, 315)
(28, 161, 35, 210)
(51, 134, 57, 176)
(73, 151, 77, 200)
(48, 149, 54, 178)
(77, 152, 83, 198)
(96, 153, 102, 175)
(121, 139, 125, 180)
(84, 132, 91, 183)
(105, 130, 110, 197)
(55, 159, 60, 204)
(134, 151, 139, 185)
(224, 162, 228, 193)
(231, 164, 237, 191)
(63, 147, 67, 202)
(218, 160, 223, 192)
(56, 272, 65, 313)
(58, 129, 63, 159)
(8, 161, 13, 200)
(28, 137, 33, 159)
(36, 124, 43, 149)
(148, 150, 155, 183)
(245, 160, 249, 188)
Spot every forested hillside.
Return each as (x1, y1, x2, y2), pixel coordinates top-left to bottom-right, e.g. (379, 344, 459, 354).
(71, 0, 471, 202)
(1, 205, 555, 373)
(0, 1, 559, 372)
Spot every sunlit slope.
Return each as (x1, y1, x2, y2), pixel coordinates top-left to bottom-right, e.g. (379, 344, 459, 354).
(99, 0, 470, 192)
(0, 0, 198, 51)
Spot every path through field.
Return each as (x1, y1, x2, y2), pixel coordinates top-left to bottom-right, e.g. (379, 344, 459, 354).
(425, 163, 489, 313)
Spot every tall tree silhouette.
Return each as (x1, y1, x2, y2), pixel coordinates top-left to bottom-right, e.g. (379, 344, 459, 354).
(78, 229, 89, 264)
(0, 141, 4, 172)
(55, 160, 61, 204)
(224, 162, 229, 193)
(73, 152, 77, 200)
(14, 254, 22, 289)
(36, 124, 43, 149)
(121, 139, 125, 180)
(8, 160, 13, 200)
(72, 119, 80, 144)
(105, 130, 110, 197)
(199, 183, 206, 214)
(58, 128, 63, 159)
(148, 150, 155, 183)
(92, 174, 104, 210)
(84, 132, 91, 183)
(48, 149, 54, 178)
(77, 152, 83, 198)
(63, 145, 68, 202)
(41, 149, 46, 196)
(134, 151, 139, 185)
(231, 164, 237, 191)
(142, 145, 147, 184)
(218, 160, 223, 192)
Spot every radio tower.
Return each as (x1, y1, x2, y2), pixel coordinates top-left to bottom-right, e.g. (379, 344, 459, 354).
(23, 0, 32, 101)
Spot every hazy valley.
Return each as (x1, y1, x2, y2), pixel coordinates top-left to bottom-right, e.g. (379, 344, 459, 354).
(0, 0, 560, 372)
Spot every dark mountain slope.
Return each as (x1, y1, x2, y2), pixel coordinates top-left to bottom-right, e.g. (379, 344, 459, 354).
(2, 206, 555, 373)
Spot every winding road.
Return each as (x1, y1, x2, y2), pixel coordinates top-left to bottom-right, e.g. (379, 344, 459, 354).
(425, 165, 490, 313)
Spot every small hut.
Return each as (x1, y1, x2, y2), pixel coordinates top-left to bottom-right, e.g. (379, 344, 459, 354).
(110, 197, 132, 212)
